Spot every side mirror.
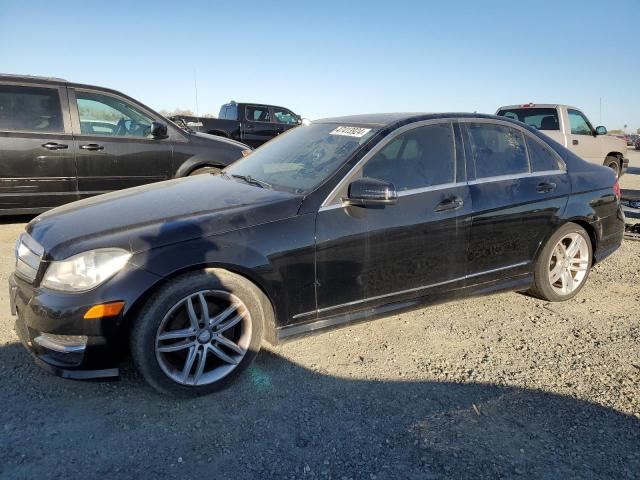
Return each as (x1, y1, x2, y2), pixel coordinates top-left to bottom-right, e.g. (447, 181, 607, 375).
(300, 118, 312, 126)
(343, 178, 397, 207)
(151, 121, 168, 139)
(595, 125, 607, 136)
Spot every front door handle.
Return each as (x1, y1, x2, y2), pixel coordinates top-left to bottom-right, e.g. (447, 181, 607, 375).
(434, 196, 464, 212)
(536, 181, 557, 193)
(80, 144, 104, 151)
(572, 139, 579, 145)
(41, 142, 68, 150)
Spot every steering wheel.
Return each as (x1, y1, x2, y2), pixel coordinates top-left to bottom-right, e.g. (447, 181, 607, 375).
(113, 118, 128, 136)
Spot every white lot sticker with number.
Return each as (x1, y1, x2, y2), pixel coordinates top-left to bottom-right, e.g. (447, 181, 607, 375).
(329, 126, 372, 138)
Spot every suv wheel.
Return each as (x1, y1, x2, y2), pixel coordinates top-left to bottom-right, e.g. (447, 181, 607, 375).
(527, 223, 592, 302)
(131, 270, 264, 396)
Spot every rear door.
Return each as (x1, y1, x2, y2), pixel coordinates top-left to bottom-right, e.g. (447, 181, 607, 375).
(314, 121, 471, 319)
(0, 82, 77, 212)
(69, 88, 173, 197)
(242, 105, 276, 148)
(462, 120, 570, 283)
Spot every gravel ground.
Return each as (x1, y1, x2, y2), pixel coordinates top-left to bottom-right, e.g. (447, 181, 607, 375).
(0, 172, 639, 479)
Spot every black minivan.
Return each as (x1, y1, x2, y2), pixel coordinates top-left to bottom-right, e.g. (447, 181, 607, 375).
(0, 74, 250, 215)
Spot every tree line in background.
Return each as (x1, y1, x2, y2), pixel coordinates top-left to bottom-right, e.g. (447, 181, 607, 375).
(158, 109, 216, 118)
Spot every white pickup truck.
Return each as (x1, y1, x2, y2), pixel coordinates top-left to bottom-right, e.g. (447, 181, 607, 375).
(496, 103, 628, 177)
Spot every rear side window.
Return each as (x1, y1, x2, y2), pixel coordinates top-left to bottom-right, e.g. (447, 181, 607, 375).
(526, 137, 562, 172)
(497, 108, 559, 131)
(0, 85, 63, 133)
(467, 123, 528, 178)
(362, 123, 455, 191)
(246, 106, 270, 122)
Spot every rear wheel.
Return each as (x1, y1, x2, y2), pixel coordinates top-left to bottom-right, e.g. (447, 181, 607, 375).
(188, 166, 220, 176)
(605, 156, 621, 179)
(527, 223, 592, 302)
(130, 270, 265, 396)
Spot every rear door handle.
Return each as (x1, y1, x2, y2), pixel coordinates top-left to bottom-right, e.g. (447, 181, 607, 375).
(536, 181, 557, 193)
(572, 139, 579, 145)
(41, 142, 68, 150)
(245, 124, 254, 130)
(80, 144, 104, 151)
(434, 196, 464, 212)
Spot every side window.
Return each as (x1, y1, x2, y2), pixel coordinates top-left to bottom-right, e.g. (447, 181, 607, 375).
(361, 123, 455, 191)
(568, 109, 593, 136)
(526, 137, 562, 172)
(273, 108, 298, 125)
(226, 104, 238, 121)
(219, 105, 228, 119)
(0, 84, 63, 133)
(467, 123, 528, 178)
(246, 106, 271, 123)
(75, 90, 153, 138)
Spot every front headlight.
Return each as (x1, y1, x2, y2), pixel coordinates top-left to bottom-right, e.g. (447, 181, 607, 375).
(41, 248, 132, 292)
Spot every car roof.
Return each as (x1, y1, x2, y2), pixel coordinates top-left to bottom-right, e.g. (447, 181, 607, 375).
(314, 112, 521, 128)
(0, 73, 68, 85)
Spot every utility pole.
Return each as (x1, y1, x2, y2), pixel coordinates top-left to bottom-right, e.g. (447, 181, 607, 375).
(599, 97, 602, 125)
(194, 68, 200, 119)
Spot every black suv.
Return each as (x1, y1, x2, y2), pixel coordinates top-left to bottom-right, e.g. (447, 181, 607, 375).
(0, 75, 250, 215)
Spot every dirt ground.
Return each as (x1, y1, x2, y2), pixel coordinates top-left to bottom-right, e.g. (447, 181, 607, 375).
(0, 154, 638, 479)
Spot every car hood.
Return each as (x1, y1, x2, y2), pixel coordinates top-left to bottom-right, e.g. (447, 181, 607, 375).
(191, 131, 249, 150)
(27, 175, 302, 260)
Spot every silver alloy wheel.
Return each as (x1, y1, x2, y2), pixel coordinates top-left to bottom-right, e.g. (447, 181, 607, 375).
(155, 290, 252, 386)
(548, 233, 589, 295)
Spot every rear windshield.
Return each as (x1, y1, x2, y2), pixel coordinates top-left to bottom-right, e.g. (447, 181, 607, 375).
(224, 123, 379, 194)
(497, 107, 559, 131)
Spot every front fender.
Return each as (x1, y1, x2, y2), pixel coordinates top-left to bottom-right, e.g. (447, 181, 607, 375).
(174, 154, 225, 177)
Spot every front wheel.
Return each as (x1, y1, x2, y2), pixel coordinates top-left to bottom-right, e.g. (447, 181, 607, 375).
(527, 223, 593, 302)
(605, 156, 621, 179)
(130, 270, 264, 397)
(188, 166, 221, 176)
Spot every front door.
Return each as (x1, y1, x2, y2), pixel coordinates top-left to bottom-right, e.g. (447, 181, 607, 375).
(0, 83, 77, 212)
(69, 88, 173, 197)
(273, 107, 299, 137)
(463, 120, 571, 283)
(566, 108, 600, 163)
(242, 105, 276, 148)
(315, 121, 471, 319)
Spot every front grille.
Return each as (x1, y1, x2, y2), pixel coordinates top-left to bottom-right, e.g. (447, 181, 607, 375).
(15, 233, 44, 283)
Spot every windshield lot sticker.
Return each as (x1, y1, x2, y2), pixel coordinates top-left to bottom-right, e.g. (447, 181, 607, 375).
(330, 126, 372, 138)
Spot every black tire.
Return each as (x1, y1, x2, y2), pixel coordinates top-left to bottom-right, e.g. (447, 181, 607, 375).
(604, 156, 621, 179)
(188, 166, 221, 176)
(527, 222, 593, 302)
(130, 269, 265, 397)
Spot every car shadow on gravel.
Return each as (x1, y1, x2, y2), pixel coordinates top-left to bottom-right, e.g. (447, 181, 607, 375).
(0, 342, 638, 480)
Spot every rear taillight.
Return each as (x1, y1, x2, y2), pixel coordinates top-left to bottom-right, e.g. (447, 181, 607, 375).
(613, 179, 621, 200)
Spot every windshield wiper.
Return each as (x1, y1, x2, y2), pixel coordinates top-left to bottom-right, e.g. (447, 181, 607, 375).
(230, 174, 272, 189)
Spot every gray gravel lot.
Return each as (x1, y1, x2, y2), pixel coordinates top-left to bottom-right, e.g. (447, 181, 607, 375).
(0, 155, 639, 479)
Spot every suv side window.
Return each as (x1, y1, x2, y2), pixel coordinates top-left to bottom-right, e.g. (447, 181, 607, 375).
(467, 123, 528, 178)
(273, 108, 298, 125)
(361, 123, 455, 191)
(568, 109, 593, 136)
(76, 90, 153, 138)
(246, 106, 271, 123)
(526, 137, 563, 172)
(0, 84, 63, 133)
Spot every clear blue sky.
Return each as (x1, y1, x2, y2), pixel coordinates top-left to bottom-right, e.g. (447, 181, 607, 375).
(1, 0, 638, 131)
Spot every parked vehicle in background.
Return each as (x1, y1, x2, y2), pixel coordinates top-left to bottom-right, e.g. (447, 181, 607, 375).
(171, 101, 302, 148)
(10, 112, 624, 396)
(635, 137, 640, 150)
(0, 75, 250, 215)
(496, 103, 628, 178)
(626, 134, 639, 147)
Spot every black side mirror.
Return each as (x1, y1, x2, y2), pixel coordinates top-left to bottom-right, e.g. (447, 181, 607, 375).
(595, 125, 607, 136)
(343, 178, 397, 207)
(151, 121, 168, 139)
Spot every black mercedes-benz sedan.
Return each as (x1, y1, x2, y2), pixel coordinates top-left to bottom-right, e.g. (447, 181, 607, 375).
(10, 113, 624, 396)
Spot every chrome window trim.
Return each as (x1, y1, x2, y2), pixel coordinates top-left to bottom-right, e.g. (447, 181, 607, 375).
(467, 169, 566, 186)
(319, 118, 460, 209)
(292, 261, 529, 319)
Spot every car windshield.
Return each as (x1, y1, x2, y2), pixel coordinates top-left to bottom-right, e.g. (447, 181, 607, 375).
(224, 123, 379, 193)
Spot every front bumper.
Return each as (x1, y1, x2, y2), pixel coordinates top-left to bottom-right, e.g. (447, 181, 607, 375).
(9, 263, 162, 379)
